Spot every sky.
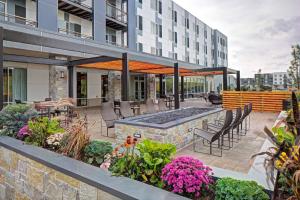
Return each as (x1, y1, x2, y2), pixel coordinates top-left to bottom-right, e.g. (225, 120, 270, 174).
(173, 0, 300, 78)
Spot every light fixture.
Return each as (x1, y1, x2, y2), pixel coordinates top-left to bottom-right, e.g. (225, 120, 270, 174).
(60, 71, 65, 79)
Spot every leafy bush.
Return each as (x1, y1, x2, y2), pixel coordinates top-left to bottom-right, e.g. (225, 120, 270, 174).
(161, 156, 213, 199)
(109, 137, 176, 187)
(215, 177, 269, 200)
(84, 141, 113, 166)
(25, 117, 64, 147)
(0, 104, 37, 137)
(136, 139, 176, 187)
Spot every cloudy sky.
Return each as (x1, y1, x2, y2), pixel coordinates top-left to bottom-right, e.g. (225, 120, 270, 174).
(173, 0, 300, 77)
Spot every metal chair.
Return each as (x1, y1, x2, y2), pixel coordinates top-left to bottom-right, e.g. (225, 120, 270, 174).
(193, 110, 233, 157)
(100, 102, 119, 137)
(158, 98, 168, 111)
(120, 101, 134, 118)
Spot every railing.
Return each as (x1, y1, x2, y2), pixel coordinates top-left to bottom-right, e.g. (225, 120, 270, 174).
(106, 2, 127, 24)
(0, 11, 37, 27)
(222, 91, 292, 112)
(58, 21, 93, 40)
(67, 0, 92, 10)
(106, 39, 127, 48)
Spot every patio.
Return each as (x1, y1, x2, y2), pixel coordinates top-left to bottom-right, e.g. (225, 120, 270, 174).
(78, 98, 277, 174)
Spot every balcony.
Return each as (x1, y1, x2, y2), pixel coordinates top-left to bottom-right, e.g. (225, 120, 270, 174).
(106, 2, 127, 30)
(0, 11, 37, 27)
(58, 0, 92, 20)
(58, 21, 93, 40)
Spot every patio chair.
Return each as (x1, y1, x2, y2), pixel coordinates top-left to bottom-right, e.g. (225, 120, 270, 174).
(208, 107, 242, 148)
(158, 98, 168, 111)
(120, 101, 134, 118)
(144, 99, 157, 114)
(193, 110, 233, 157)
(100, 102, 119, 137)
(237, 104, 250, 136)
(208, 93, 222, 105)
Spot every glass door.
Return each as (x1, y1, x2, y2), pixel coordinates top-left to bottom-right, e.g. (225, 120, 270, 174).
(77, 72, 87, 106)
(3, 68, 13, 105)
(134, 76, 145, 101)
(101, 75, 108, 102)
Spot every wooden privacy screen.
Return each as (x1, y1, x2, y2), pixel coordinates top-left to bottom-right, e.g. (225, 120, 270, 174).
(223, 91, 292, 112)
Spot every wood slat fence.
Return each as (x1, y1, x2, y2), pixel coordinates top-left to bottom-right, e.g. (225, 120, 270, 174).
(222, 91, 292, 112)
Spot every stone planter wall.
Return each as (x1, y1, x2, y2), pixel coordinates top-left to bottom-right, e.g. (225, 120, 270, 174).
(0, 137, 187, 200)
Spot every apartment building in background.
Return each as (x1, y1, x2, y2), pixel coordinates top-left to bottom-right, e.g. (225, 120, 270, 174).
(0, 0, 228, 106)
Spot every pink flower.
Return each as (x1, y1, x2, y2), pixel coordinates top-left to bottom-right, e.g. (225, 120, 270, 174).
(100, 162, 110, 170)
(161, 156, 213, 199)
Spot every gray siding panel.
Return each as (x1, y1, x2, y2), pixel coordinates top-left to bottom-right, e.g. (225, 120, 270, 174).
(127, 0, 137, 50)
(93, 0, 106, 43)
(37, 0, 58, 31)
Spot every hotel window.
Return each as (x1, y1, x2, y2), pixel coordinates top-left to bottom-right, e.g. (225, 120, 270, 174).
(139, 0, 142, 4)
(137, 43, 143, 52)
(151, 47, 156, 55)
(174, 53, 178, 60)
(185, 18, 189, 29)
(158, 24, 162, 38)
(186, 37, 189, 48)
(196, 42, 199, 52)
(173, 11, 177, 23)
(174, 32, 177, 44)
(158, 1, 162, 14)
(204, 45, 207, 55)
(204, 29, 207, 39)
(151, 21, 156, 35)
(196, 25, 199, 35)
(138, 16, 143, 31)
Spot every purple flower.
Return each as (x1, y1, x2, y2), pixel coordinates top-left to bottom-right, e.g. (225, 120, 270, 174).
(17, 125, 30, 140)
(161, 156, 213, 199)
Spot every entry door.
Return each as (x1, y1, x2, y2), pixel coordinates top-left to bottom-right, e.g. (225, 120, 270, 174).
(101, 75, 108, 102)
(77, 72, 87, 106)
(134, 76, 145, 101)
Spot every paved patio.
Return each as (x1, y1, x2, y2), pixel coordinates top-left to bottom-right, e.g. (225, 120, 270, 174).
(78, 99, 277, 174)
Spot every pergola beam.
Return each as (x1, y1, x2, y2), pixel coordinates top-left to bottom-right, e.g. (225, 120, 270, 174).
(70, 56, 120, 66)
(121, 53, 130, 101)
(0, 27, 3, 110)
(223, 67, 228, 91)
(68, 65, 74, 98)
(181, 76, 184, 102)
(174, 63, 180, 109)
(159, 74, 164, 98)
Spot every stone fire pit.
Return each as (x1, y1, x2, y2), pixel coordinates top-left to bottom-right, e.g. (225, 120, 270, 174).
(115, 107, 224, 149)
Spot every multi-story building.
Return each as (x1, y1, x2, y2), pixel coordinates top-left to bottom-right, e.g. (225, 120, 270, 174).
(241, 78, 255, 90)
(0, 0, 228, 107)
(255, 73, 273, 89)
(273, 72, 290, 90)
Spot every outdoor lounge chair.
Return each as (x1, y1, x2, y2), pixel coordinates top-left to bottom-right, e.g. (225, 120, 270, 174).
(158, 98, 168, 111)
(193, 110, 233, 157)
(237, 104, 250, 136)
(120, 101, 134, 118)
(144, 99, 157, 114)
(208, 93, 222, 105)
(100, 102, 119, 137)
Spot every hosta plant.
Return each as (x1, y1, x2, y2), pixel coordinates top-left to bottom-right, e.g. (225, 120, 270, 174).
(215, 177, 269, 200)
(84, 141, 113, 166)
(161, 156, 213, 199)
(0, 104, 37, 137)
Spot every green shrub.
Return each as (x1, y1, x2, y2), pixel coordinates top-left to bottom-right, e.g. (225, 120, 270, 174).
(0, 104, 37, 137)
(84, 141, 113, 166)
(109, 138, 176, 188)
(25, 117, 64, 147)
(215, 177, 269, 200)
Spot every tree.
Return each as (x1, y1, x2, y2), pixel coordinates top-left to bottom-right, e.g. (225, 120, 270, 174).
(288, 44, 300, 89)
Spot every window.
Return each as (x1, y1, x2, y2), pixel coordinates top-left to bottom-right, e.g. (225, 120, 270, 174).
(196, 25, 199, 35)
(151, 22, 156, 34)
(173, 11, 177, 23)
(204, 29, 207, 39)
(138, 16, 143, 31)
(137, 43, 143, 52)
(158, 24, 162, 38)
(204, 45, 207, 54)
(174, 32, 177, 44)
(158, 1, 162, 14)
(196, 42, 199, 52)
(139, 0, 142, 4)
(151, 47, 156, 55)
(185, 18, 189, 29)
(174, 53, 178, 60)
(186, 36, 189, 48)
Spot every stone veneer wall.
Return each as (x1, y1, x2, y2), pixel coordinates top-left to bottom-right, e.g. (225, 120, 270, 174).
(0, 137, 187, 200)
(115, 110, 225, 150)
(0, 147, 120, 200)
(49, 65, 68, 100)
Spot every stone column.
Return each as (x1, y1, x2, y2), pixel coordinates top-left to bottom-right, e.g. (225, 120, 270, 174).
(49, 66, 69, 100)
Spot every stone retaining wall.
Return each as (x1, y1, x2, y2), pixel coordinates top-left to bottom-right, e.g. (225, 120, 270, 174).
(0, 137, 187, 200)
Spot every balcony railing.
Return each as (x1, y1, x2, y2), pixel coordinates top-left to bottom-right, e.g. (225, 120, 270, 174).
(106, 39, 127, 48)
(58, 21, 93, 39)
(0, 11, 37, 27)
(106, 2, 127, 24)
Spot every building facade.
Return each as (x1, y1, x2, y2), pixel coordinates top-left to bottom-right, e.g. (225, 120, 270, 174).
(0, 0, 228, 107)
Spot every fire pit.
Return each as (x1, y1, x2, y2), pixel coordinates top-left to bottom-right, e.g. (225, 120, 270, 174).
(115, 107, 224, 149)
